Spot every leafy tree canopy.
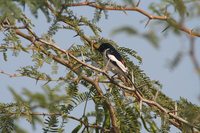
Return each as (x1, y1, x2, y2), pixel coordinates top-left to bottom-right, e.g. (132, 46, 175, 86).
(0, 0, 200, 133)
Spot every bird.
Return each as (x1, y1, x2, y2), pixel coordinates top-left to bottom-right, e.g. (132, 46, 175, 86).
(95, 42, 143, 97)
(96, 43, 132, 83)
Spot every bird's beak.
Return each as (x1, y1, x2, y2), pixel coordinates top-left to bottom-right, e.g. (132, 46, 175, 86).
(93, 42, 100, 50)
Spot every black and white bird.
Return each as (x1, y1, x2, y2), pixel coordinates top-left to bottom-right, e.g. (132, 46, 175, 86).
(96, 42, 142, 95)
(97, 43, 131, 80)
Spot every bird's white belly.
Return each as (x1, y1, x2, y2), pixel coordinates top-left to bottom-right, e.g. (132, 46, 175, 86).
(103, 56, 125, 76)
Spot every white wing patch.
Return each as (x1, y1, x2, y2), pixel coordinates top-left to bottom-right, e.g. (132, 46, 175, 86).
(107, 54, 128, 73)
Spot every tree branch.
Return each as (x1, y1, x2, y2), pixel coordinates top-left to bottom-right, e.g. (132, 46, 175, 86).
(0, 70, 67, 82)
(93, 77, 119, 132)
(63, 1, 167, 20)
(63, 1, 200, 37)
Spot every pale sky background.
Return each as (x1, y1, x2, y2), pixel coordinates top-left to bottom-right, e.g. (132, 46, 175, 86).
(0, 0, 200, 132)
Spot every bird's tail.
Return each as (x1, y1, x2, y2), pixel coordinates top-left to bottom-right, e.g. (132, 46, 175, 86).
(124, 73, 143, 97)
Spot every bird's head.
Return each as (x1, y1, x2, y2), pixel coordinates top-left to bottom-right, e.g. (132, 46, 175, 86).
(94, 43, 115, 54)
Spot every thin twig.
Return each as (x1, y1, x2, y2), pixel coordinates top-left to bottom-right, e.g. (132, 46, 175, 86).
(153, 89, 159, 101)
(82, 90, 91, 117)
(0, 70, 66, 82)
(189, 37, 200, 76)
(145, 19, 151, 28)
(7, 111, 109, 132)
(0, 70, 21, 78)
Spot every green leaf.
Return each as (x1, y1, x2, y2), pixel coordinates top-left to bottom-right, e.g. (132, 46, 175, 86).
(9, 87, 24, 103)
(51, 62, 58, 74)
(93, 9, 102, 23)
(123, 0, 135, 5)
(0, 115, 15, 132)
(118, 47, 142, 64)
(14, 124, 28, 133)
(102, 107, 110, 129)
(140, 116, 151, 132)
(148, 3, 161, 16)
(0, 0, 22, 23)
(173, 0, 186, 16)
(142, 31, 159, 48)
(43, 116, 59, 133)
(111, 26, 138, 36)
(166, 18, 182, 35)
(3, 52, 7, 61)
(167, 50, 183, 70)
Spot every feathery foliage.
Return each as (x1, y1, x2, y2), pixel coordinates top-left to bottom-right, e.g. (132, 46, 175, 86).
(0, 0, 200, 133)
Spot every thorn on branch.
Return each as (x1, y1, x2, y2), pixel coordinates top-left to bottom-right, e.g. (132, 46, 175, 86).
(162, 25, 170, 33)
(136, 0, 141, 7)
(73, 34, 79, 38)
(122, 10, 127, 15)
(145, 19, 151, 28)
(43, 80, 51, 86)
(35, 78, 39, 84)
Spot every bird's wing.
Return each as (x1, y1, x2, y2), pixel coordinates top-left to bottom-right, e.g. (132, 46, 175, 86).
(107, 54, 128, 73)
